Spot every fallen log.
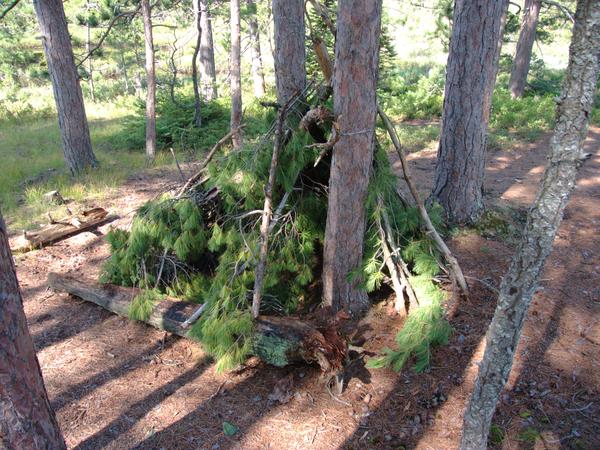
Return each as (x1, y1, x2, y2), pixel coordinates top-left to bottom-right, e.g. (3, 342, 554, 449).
(48, 273, 347, 372)
(12, 208, 116, 254)
(48, 273, 197, 337)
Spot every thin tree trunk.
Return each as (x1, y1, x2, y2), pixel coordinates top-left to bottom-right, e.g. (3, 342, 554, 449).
(86, 1, 95, 102)
(461, 2, 600, 447)
(272, 0, 307, 108)
(509, 0, 542, 99)
(192, 0, 202, 127)
(247, 0, 266, 97)
(230, 0, 243, 149)
(322, 0, 382, 316)
(32, 0, 98, 175)
(0, 209, 66, 449)
(199, 0, 217, 101)
(141, 0, 156, 160)
(430, 0, 509, 225)
(120, 48, 130, 93)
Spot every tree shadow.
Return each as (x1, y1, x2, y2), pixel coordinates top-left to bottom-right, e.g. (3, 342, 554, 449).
(73, 357, 212, 450)
(51, 335, 178, 412)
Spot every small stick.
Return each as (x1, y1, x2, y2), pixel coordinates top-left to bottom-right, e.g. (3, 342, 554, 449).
(377, 217, 407, 315)
(252, 94, 296, 318)
(181, 303, 207, 328)
(378, 197, 419, 312)
(170, 147, 185, 181)
(176, 126, 243, 198)
(377, 105, 469, 298)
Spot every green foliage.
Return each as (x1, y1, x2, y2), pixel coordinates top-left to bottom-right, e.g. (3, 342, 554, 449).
(129, 289, 163, 321)
(488, 424, 505, 446)
(367, 276, 451, 373)
(379, 63, 445, 120)
(517, 427, 541, 445)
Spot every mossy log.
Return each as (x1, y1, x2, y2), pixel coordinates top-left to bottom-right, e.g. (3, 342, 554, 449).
(47, 273, 346, 371)
(12, 208, 116, 254)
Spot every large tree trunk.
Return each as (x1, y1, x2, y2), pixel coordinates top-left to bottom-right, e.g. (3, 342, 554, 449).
(141, 0, 156, 160)
(230, 0, 243, 149)
(460, 2, 600, 448)
(192, 0, 202, 127)
(32, 0, 98, 175)
(0, 210, 66, 449)
(272, 0, 307, 107)
(199, 0, 217, 101)
(430, 0, 509, 225)
(322, 0, 382, 316)
(509, 0, 542, 99)
(247, 0, 266, 97)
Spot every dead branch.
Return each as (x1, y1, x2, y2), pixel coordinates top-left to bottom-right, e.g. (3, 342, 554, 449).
(252, 93, 296, 318)
(11, 208, 115, 254)
(377, 104, 469, 298)
(176, 127, 243, 198)
(170, 148, 185, 181)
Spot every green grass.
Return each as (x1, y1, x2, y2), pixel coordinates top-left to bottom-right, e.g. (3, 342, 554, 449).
(0, 100, 170, 230)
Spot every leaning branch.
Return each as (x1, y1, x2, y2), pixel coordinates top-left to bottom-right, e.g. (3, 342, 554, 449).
(377, 105, 469, 298)
(176, 127, 243, 198)
(0, 0, 20, 20)
(251, 93, 295, 318)
(76, 5, 141, 68)
(541, 0, 575, 23)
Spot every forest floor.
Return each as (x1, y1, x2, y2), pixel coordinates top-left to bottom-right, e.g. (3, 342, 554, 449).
(10, 127, 600, 450)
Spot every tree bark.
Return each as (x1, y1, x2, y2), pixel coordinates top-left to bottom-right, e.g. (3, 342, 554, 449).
(272, 0, 307, 107)
(322, 0, 382, 316)
(199, 0, 217, 101)
(509, 0, 542, 99)
(460, 2, 600, 448)
(430, 0, 509, 225)
(0, 211, 66, 449)
(192, 0, 202, 127)
(141, 0, 156, 160)
(230, 0, 243, 149)
(32, 0, 98, 175)
(247, 0, 266, 97)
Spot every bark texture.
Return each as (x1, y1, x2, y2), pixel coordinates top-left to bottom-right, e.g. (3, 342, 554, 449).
(509, 0, 542, 98)
(33, 0, 97, 175)
(322, 0, 382, 315)
(247, 0, 266, 97)
(230, 0, 243, 149)
(272, 0, 307, 106)
(430, 0, 509, 225)
(0, 211, 66, 449)
(141, 0, 156, 160)
(461, 2, 600, 447)
(192, 0, 202, 127)
(199, 0, 217, 101)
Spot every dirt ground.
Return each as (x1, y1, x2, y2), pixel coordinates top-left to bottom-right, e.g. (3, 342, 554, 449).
(9, 128, 600, 449)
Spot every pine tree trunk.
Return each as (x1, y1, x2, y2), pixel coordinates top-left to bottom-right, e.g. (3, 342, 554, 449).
(509, 0, 542, 99)
(199, 0, 217, 101)
(430, 0, 509, 225)
(141, 0, 156, 160)
(0, 210, 66, 449)
(247, 0, 266, 97)
(272, 0, 307, 106)
(230, 0, 243, 149)
(32, 0, 98, 175)
(460, 2, 600, 448)
(192, 0, 202, 127)
(322, 0, 382, 316)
